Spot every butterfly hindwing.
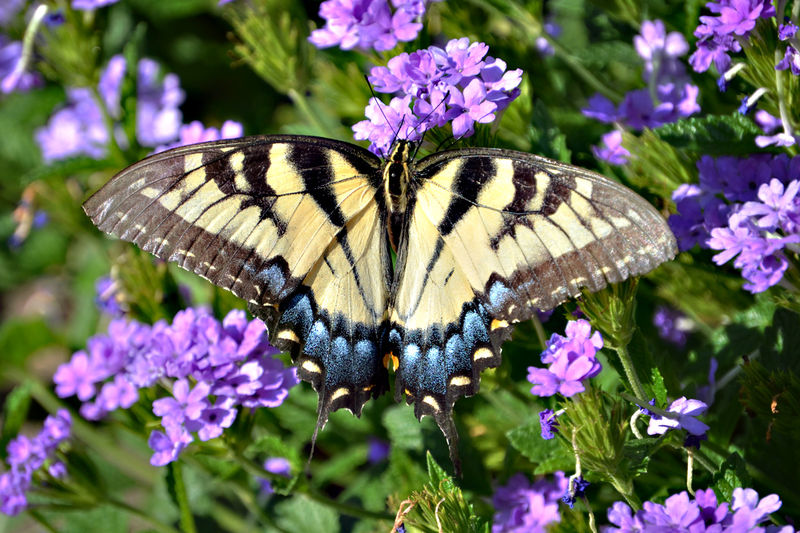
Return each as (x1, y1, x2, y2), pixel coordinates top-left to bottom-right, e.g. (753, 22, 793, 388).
(388, 148, 677, 457)
(83, 135, 392, 420)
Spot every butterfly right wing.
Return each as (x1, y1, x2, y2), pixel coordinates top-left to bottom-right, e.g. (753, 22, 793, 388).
(83, 135, 393, 418)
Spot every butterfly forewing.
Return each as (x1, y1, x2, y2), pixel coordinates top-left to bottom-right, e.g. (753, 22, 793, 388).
(387, 148, 677, 432)
(83, 135, 392, 418)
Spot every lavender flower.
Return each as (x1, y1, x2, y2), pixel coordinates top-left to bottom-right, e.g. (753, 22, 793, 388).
(653, 306, 689, 347)
(528, 319, 603, 398)
(538, 409, 560, 440)
(0, 0, 25, 26)
(308, 0, 439, 52)
(561, 476, 589, 509)
(260, 457, 291, 494)
(1, 36, 42, 94)
(592, 131, 630, 165)
(647, 396, 710, 437)
(354, 38, 521, 155)
(367, 437, 390, 464)
(72, 0, 121, 10)
(156, 120, 243, 153)
(36, 55, 187, 161)
(584, 20, 699, 155)
(776, 45, 800, 76)
(56, 308, 297, 465)
(491, 472, 568, 532)
(94, 276, 124, 316)
(779, 21, 799, 40)
(0, 410, 72, 516)
(605, 487, 792, 532)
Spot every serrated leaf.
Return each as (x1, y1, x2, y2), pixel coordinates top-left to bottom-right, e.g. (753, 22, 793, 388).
(622, 436, 665, 474)
(652, 113, 761, 155)
(0, 382, 32, 458)
(506, 418, 566, 465)
(712, 452, 750, 501)
(274, 494, 341, 533)
(426, 451, 452, 492)
(383, 404, 423, 451)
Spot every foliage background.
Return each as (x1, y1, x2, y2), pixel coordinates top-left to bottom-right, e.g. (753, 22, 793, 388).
(1, 0, 799, 531)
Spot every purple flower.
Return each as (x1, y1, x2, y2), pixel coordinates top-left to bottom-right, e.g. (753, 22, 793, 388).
(356, 38, 521, 154)
(0, 410, 72, 516)
(707, 0, 774, 36)
(35, 88, 109, 161)
(606, 488, 790, 532)
(779, 21, 799, 40)
(1, 37, 43, 94)
(538, 409, 560, 440)
(367, 437, 390, 463)
(528, 320, 602, 398)
(95, 276, 124, 316)
(592, 130, 630, 165)
(634, 20, 689, 79)
(59, 308, 295, 465)
(155, 120, 243, 153)
(491, 472, 567, 533)
(582, 94, 620, 123)
(72, 0, 120, 10)
(136, 58, 184, 147)
(561, 476, 589, 509)
(738, 179, 800, 232)
(647, 396, 710, 436)
(653, 306, 689, 347)
(776, 45, 800, 75)
(0, 0, 25, 26)
(98, 55, 126, 118)
(308, 0, 438, 52)
(259, 457, 292, 494)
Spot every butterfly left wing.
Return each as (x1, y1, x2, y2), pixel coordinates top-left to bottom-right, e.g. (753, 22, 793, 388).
(386, 148, 676, 468)
(83, 135, 393, 424)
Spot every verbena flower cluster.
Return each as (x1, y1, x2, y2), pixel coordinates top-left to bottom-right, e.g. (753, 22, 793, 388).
(309, 0, 441, 52)
(527, 319, 603, 398)
(584, 19, 700, 164)
(353, 37, 522, 155)
(689, 1, 799, 148)
(0, 410, 71, 516)
(669, 154, 800, 293)
(53, 308, 298, 466)
(606, 487, 793, 532)
(491, 471, 568, 532)
(36, 54, 242, 161)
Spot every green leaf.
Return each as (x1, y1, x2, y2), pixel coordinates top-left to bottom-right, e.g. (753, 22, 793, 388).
(59, 505, 128, 533)
(621, 436, 665, 474)
(712, 452, 750, 501)
(274, 494, 341, 533)
(426, 452, 451, 491)
(383, 404, 424, 451)
(507, 417, 568, 465)
(0, 382, 32, 459)
(652, 113, 761, 155)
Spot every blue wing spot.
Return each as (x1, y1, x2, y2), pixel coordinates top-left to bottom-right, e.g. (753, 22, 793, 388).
(402, 344, 421, 390)
(325, 336, 351, 386)
(261, 263, 286, 296)
(444, 334, 470, 374)
(463, 310, 490, 349)
(304, 320, 330, 360)
(280, 292, 313, 337)
(488, 281, 512, 314)
(422, 346, 446, 394)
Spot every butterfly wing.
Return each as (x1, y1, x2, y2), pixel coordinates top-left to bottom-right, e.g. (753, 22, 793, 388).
(387, 148, 676, 464)
(83, 135, 392, 420)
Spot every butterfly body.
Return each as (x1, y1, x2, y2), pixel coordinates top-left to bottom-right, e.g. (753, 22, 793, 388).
(84, 134, 676, 471)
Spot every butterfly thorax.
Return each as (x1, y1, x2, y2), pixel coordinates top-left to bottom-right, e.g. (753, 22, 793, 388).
(383, 140, 415, 251)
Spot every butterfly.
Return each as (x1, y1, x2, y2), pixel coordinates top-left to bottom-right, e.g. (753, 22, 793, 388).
(83, 134, 677, 472)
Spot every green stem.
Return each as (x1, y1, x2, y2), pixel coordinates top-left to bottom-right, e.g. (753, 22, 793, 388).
(169, 462, 198, 533)
(614, 344, 647, 401)
(608, 475, 641, 511)
(288, 88, 329, 135)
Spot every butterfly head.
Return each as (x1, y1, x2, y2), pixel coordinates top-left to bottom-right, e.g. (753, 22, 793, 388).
(383, 139, 416, 216)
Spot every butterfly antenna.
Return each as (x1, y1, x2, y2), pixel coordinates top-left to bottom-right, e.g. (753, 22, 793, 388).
(365, 75, 400, 143)
(411, 88, 451, 158)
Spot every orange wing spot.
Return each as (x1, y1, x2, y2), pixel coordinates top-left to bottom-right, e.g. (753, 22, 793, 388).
(383, 351, 399, 371)
(490, 318, 509, 331)
(362, 384, 374, 392)
(404, 388, 413, 397)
